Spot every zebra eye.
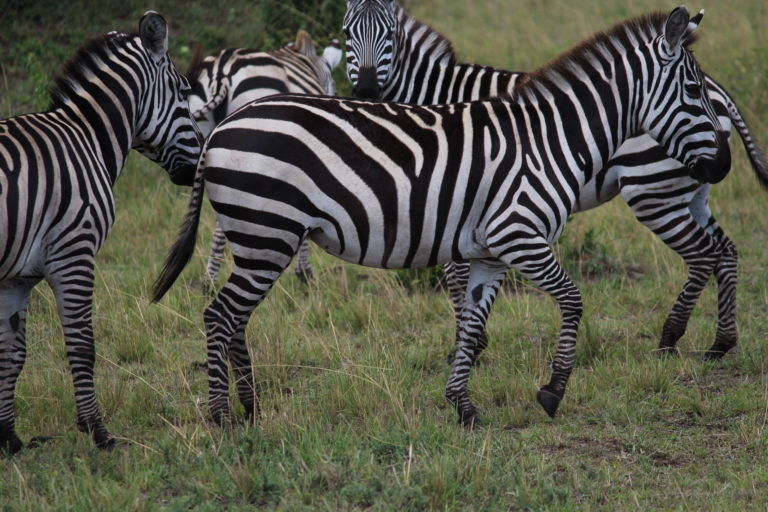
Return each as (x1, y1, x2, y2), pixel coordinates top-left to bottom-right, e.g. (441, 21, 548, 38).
(685, 83, 701, 99)
(343, 28, 351, 38)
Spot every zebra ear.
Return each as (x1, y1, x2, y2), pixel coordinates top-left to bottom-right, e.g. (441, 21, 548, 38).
(684, 9, 704, 44)
(663, 6, 690, 54)
(139, 11, 169, 61)
(323, 40, 343, 69)
(294, 30, 317, 57)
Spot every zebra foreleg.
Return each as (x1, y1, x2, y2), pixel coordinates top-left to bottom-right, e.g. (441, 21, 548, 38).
(49, 267, 115, 450)
(0, 279, 33, 454)
(444, 259, 508, 427)
(203, 222, 228, 295)
(503, 243, 582, 419)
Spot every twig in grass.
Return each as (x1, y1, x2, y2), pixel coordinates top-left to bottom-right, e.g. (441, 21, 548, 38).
(97, 353, 167, 399)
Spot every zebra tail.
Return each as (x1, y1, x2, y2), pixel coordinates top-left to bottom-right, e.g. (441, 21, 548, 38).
(186, 44, 204, 81)
(728, 98, 768, 190)
(151, 161, 206, 302)
(193, 83, 227, 121)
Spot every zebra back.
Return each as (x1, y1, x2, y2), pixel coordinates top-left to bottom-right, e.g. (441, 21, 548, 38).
(188, 31, 342, 137)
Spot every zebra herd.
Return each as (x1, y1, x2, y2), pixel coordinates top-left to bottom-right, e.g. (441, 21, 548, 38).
(1, 2, 764, 453)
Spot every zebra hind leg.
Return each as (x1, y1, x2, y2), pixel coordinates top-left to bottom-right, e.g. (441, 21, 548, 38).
(293, 238, 314, 283)
(444, 259, 508, 427)
(0, 279, 34, 454)
(651, 220, 720, 356)
(49, 266, 115, 450)
(203, 222, 228, 296)
(443, 261, 489, 366)
(204, 265, 285, 426)
(230, 315, 259, 423)
(502, 242, 583, 419)
(622, 181, 721, 356)
(705, 225, 738, 360)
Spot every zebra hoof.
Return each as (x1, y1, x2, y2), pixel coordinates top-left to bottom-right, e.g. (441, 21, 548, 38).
(703, 340, 735, 361)
(702, 349, 727, 361)
(457, 411, 482, 429)
(26, 436, 53, 449)
(190, 360, 207, 371)
(656, 346, 680, 358)
(94, 432, 117, 451)
(295, 268, 313, 284)
(200, 278, 216, 297)
(536, 387, 561, 418)
(1, 432, 24, 455)
(243, 404, 260, 425)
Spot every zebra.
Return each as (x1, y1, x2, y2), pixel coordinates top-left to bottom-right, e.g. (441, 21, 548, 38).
(0, 12, 203, 454)
(187, 31, 343, 291)
(152, 7, 728, 426)
(343, 0, 768, 360)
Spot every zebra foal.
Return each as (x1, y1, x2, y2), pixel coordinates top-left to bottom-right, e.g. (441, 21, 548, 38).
(343, 0, 768, 360)
(0, 12, 202, 453)
(188, 31, 343, 291)
(153, 8, 726, 426)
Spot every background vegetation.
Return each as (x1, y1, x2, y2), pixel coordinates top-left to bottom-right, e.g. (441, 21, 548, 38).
(1, 0, 767, 510)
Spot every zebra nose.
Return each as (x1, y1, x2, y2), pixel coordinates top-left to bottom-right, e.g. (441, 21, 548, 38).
(688, 131, 731, 184)
(352, 67, 381, 99)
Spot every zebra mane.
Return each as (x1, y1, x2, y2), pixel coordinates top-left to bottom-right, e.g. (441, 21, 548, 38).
(397, 3, 456, 63)
(49, 31, 136, 110)
(186, 44, 206, 82)
(513, 11, 698, 94)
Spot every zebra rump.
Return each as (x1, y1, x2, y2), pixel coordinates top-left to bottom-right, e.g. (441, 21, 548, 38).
(185, 30, 343, 291)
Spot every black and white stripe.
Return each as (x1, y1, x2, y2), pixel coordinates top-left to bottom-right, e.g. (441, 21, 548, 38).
(153, 8, 727, 426)
(344, 0, 768, 360)
(188, 31, 342, 291)
(0, 12, 202, 453)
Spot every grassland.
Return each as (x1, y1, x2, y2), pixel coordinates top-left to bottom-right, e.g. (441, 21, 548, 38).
(2, 0, 768, 510)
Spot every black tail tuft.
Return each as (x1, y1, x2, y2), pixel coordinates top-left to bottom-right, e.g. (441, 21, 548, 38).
(152, 171, 206, 302)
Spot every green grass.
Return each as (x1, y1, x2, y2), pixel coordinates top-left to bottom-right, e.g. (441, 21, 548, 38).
(3, 0, 768, 510)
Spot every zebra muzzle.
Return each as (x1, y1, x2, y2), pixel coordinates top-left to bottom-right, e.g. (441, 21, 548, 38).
(169, 163, 198, 186)
(352, 67, 381, 99)
(687, 131, 731, 184)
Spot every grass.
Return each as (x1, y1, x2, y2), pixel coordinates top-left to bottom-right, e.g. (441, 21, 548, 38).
(3, 0, 768, 510)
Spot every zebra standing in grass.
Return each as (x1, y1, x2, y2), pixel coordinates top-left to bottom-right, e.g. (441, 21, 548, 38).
(153, 8, 727, 426)
(188, 31, 343, 291)
(343, 0, 768, 360)
(0, 12, 202, 454)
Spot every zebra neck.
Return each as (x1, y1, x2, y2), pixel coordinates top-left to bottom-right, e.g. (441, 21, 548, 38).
(49, 38, 145, 186)
(53, 99, 134, 186)
(512, 62, 638, 178)
(385, 8, 520, 104)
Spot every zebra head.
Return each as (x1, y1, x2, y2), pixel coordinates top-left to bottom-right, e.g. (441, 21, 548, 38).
(293, 30, 343, 96)
(643, 7, 730, 184)
(343, 0, 398, 99)
(132, 12, 203, 186)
